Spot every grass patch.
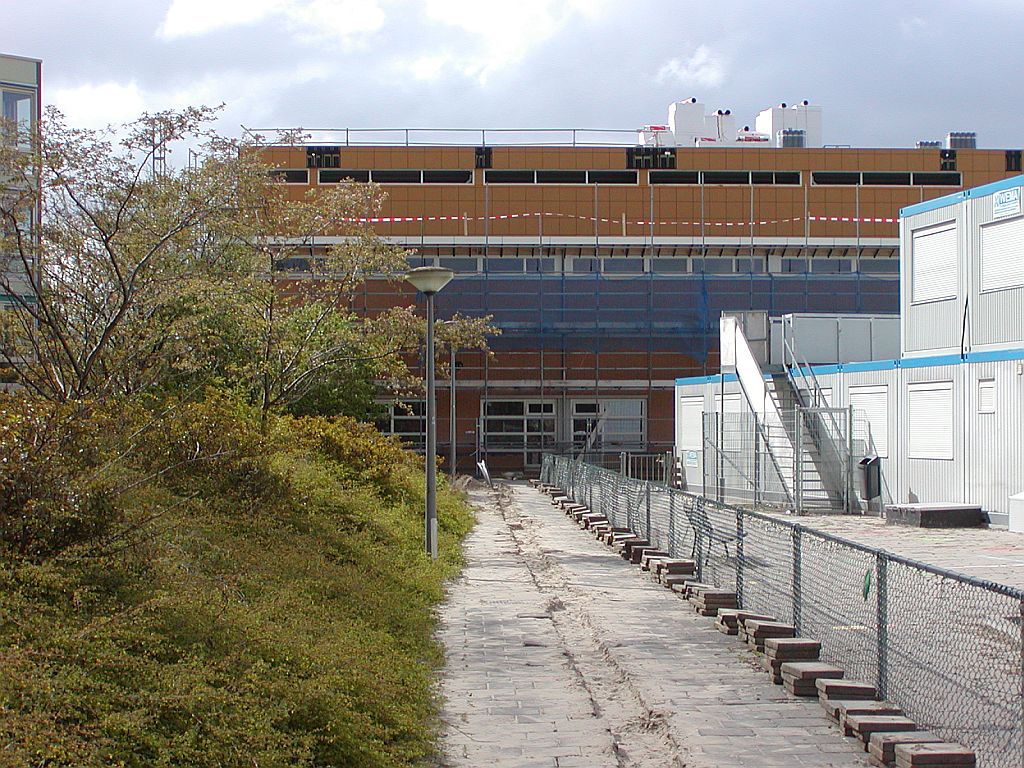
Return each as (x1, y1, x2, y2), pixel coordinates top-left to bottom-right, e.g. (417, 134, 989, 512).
(0, 398, 474, 767)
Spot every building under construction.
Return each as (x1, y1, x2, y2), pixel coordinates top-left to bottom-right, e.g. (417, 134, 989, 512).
(256, 99, 1023, 473)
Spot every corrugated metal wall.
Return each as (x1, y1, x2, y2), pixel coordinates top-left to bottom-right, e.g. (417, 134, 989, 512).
(676, 355, 1024, 520)
(902, 203, 964, 355)
(968, 191, 1024, 348)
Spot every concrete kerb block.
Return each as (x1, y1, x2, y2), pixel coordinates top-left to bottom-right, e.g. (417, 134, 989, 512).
(893, 741, 975, 767)
(619, 538, 650, 558)
(780, 661, 843, 697)
(816, 678, 876, 701)
(628, 545, 663, 565)
(844, 714, 917, 743)
(828, 699, 903, 725)
(867, 731, 944, 767)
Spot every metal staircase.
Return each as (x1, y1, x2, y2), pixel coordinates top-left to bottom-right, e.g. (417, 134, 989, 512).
(719, 313, 856, 514)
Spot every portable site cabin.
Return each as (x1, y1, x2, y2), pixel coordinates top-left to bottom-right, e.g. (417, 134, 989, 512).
(675, 176, 1024, 526)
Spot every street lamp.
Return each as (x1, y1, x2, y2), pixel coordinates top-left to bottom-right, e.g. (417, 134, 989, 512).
(405, 266, 454, 560)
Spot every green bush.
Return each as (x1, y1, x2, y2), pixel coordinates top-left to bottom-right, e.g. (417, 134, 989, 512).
(0, 393, 474, 767)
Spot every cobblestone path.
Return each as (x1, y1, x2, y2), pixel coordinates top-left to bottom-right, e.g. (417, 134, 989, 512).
(436, 483, 871, 767)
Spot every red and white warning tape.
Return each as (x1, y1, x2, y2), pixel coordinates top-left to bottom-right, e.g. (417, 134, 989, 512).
(339, 213, 900, 226)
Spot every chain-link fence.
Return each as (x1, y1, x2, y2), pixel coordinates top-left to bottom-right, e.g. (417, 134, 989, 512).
(542, 453, 1024, 768)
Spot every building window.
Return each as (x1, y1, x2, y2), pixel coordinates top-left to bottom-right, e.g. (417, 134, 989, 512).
(1007, 150, 1022, 173)
(626, 146, 676, 169)
(371, 170, 421, 184)
(911, 224, 957, 303)
(913, 172, 961, 186)
(2, 89, 33, 148)
(422, 170, 473, 184)
(439, 257, 477, 273)
(811, 259, 851, 274)
(484, 170, 534, 184)
(475, 146, 492, 169)
(380, 401, 426, 448)
(649, 170, 699, 184)
(907, 381, 954, 460)
(306, 146, 340, 168)
(695, 258, 734, 274)
(319, 169, 369, 183)
(979, 215, 1024, 293)
(536, 170, 586, 184)
(602, 258, 644, 274)
(268, 169, 309, 183)
(524, 258, 556, 273)
(782, 258, 809, 273)
(940, 149, 957, 171)
(482, 400, 555, 458)
(862, 172, 911, 186)
(978, 378, 996, 414)
(652, 258, 689, 274)
(811, 171, 860, 185)
(858, 259, 899, 274)
(849, 384, 889, 458)
(702, 171, 749, 185)
(587, 170, 638, 184)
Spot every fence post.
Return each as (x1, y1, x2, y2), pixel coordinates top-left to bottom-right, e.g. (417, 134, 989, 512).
(735, 510, 745, 610)
(847, 405, 855, 514)
(876, 552, 888, 700)
(645, 482, 652, 540)
(668, 491, 676, 557)
(619, 451, 627, 477)
(792, 525, 802, 634)
(1019, 599, 1024, 766)
(664, 450, 673, 486)
(794, 415, 803, 511)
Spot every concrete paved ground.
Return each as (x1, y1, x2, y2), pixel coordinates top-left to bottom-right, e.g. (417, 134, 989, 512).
(436, 483, 871, 767)
(770, 512, 1024, 590)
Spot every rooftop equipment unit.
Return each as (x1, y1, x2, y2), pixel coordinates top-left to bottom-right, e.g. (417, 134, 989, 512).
(916, 140, 942, 149)
(778, 128, 806, 148)
(946, 132, 977, 149)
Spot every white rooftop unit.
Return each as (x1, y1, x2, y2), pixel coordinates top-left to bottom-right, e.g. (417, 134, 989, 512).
(755, 101, 823, 148)
(668, 98, 706, 146)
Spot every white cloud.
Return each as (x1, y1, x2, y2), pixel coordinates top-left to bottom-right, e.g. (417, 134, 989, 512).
(158, 0, 386, 45)
(657, 45, 727, 89)
(158, 0, 283, 38)
(415, 0, 612, 83)
(899, 16, 928, 38)
(47, 64, 330, 133)
(46, 81, 150, 129)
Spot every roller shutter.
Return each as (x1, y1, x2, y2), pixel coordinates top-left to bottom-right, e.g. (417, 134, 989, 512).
(907, 381, 953, 460)
(849, 384, 888, 458)
(980, 215, 1024, 292)
(911, 225, 957, 303)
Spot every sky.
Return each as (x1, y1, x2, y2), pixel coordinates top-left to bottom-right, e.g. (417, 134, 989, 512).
(6, 0, 1024, 149)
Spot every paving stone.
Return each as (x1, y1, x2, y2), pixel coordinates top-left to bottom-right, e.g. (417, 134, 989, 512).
(894, 741, 976, 766)
(844, 714, 918, 741)
(438, 485, 869, 767)
(868, 731, 943, 765)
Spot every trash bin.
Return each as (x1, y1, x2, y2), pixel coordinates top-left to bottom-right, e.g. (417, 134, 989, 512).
(857, 456, 881, 500)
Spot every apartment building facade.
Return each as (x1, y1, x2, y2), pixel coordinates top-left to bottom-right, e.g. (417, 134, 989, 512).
(257, 104, 1022, 474)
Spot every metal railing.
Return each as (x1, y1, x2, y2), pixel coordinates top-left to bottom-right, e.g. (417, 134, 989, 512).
(542, 454, 1024, 768)
(244, 126, 640, 148)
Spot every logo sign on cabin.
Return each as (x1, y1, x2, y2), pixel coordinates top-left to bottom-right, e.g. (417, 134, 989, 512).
(993, 187, 1021, 219)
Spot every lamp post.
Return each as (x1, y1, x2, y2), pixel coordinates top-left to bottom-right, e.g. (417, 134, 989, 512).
(405, 266, 454, 560)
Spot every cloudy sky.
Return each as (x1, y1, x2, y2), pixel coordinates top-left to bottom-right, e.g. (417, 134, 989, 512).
(7, 0, 1024, 148)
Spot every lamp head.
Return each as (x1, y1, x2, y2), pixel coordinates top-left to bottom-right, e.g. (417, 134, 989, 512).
(405, 266, 455, 296)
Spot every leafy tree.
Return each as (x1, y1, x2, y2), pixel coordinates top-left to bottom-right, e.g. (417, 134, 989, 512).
(0, 111, 496, 417)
